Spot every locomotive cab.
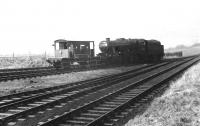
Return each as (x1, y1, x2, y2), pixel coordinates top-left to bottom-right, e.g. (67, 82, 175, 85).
(53, 39, 72, 58)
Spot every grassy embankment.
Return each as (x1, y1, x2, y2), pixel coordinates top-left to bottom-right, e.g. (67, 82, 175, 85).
(125, 62, 200, 126)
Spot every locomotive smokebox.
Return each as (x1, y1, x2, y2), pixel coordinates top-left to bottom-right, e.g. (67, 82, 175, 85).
(99, 38, 110, 53)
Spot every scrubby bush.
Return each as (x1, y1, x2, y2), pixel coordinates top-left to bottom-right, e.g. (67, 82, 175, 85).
(0, 55, 50, 69)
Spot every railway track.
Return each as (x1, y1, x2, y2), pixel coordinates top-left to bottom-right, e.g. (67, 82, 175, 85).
(0, 67, 63, 82)
(0, 65, 109, 82)
(36, 56, 199, 126)
(0, 56, 194, 82)
(0, 56, 198, 126)
(0, 64, 151, 108)
(0, 62, 169, 126)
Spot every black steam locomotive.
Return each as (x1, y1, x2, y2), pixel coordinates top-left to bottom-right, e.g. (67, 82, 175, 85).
(99, 38, 164, 64)
(47, 38, 164, 68)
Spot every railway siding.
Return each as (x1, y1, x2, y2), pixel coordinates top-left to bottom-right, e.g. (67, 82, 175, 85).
(0, 65, 146, 96)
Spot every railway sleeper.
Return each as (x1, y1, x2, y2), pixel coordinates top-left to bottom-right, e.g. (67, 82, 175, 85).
(8, 109, 24, 113)
(48, 96, 63, 100)
(114, 97, 131, 100)
(81, 113, 100, 117)
(118, 92, 135, 96)
(87, 109, 108, 114)
(1, 100, 13, 102)
(41, 99, 55, 102)
(17, 106, 32, 110)
(28, 103, 42, 107)
(34, 101, 48, 104)
(0, 102, 6, 104)
(118, 96, 135, 99)
(6, 121, 17, 126)
(73, 116, 96, 121)
(0, 113, 12, 118)
(93, 106, 113, 111)
(99, 104, 119, 108)
(104, 122, 115, 126)
(58, 124, 83, 126)
(52, 95, 68, 99)
(11, 97, 23, 100)
(104, 101, 122, 105)
(65, 120, 88, 125)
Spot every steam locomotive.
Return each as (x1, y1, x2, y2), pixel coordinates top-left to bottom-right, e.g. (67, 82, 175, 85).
(99, 38, 164, 64)
(47, 38, 164, 69)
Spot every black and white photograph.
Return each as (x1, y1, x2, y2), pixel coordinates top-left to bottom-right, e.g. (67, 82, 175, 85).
(0, 0, 200, 126)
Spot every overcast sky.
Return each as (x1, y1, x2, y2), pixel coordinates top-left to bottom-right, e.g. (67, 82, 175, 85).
(0, 0, 199, 55)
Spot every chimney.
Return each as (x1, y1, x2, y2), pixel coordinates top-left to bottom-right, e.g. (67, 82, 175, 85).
(106, 38, 110, 42)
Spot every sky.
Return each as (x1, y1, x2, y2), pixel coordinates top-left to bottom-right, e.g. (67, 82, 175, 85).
(0, 0, 200, 56)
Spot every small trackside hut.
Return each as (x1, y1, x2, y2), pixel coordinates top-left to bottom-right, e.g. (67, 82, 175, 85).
(47, 39, 96, 69)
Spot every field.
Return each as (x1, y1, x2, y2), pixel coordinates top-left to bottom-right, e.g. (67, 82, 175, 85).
(0, 55, 49, 69)
(125, 62, 200, 126)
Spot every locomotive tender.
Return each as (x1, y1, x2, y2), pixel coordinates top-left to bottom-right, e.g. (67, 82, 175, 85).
(47, 38, 164, 68)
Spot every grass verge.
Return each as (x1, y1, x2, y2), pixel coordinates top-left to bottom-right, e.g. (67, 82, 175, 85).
(125, 62, 200, 126)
